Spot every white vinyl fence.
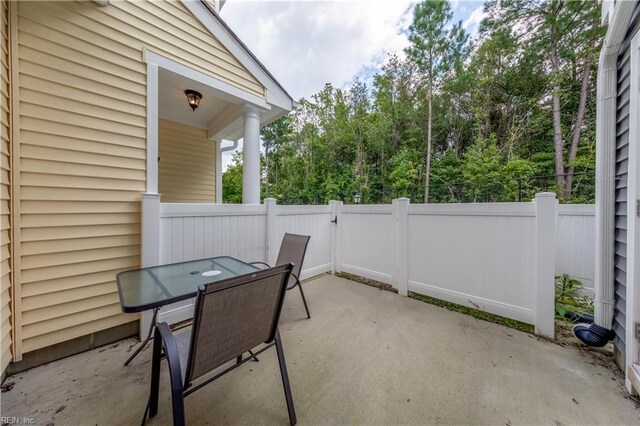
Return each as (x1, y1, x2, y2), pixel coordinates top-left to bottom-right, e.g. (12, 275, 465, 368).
(140, 194, 594, 338)
(272, 204, 333, 280)
(140, 198, 332, 327)
(338, 205, 395, 283)
(556, 205, 595, 295)
(337, 196, 554, 333)
(407, 203, 538, 324)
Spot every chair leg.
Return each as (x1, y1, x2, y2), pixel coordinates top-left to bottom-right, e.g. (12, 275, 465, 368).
(158, 323, 186, 426)
(275, 330, 297, 426)
(148, 327, 162, 419)
(248, 349, 260, 362)
(297, 283, 311, 319)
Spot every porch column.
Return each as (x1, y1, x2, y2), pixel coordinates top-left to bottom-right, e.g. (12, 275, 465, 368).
(242, 105, 260, 204)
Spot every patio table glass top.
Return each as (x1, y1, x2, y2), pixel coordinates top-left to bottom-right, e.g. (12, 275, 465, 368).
(116, 256, 259, 313)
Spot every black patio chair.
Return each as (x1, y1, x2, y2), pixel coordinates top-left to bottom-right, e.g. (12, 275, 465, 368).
(252, 233, 311, 319)
(143, 263, 297, 426)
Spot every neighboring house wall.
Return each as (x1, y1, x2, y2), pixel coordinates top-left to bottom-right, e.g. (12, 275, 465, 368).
(158, 119, 216, 203)
(1, 0, 12, 374)
(13, 1, 264, 356)
(613, 36, 632, 364)
(612, 2, 640, 371)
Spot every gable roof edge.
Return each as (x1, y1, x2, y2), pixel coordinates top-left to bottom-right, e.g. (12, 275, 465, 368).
(181, 0, 294, 112)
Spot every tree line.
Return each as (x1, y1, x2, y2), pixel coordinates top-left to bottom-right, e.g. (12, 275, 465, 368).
(223, 0, 603, 205)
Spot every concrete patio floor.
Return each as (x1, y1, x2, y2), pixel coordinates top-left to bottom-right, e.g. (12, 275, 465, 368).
(2, 275, 639, 425)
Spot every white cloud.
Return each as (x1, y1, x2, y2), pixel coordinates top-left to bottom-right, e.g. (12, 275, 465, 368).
(219, 0, 483, 171)
(221, 0, 416, 101)
(462, 4, 486, 37)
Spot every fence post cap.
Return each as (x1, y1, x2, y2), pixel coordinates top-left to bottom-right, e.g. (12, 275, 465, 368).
(534, 192, 556, 198)
(392, 197, 411, 204)
(141, 192, 162, 199)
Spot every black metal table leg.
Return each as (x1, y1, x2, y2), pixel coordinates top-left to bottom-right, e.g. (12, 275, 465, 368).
(125, 307, 159, 366)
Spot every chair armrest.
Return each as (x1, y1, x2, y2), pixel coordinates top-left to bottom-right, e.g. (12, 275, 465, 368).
(249, 261, 272, 270)
(156, 322, 185, 391)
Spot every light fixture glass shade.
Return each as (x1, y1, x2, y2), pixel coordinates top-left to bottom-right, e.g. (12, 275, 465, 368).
(185, 89, 202, 111)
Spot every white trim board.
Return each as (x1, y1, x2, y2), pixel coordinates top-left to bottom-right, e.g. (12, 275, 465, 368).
(144, 49, 270, 111)
(180, 0, 294, 111)
(145, 63, 159, 194)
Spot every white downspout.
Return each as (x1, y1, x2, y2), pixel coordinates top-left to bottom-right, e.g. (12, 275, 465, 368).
(580, 0, 636, 338)
(594, 46, 617, 330)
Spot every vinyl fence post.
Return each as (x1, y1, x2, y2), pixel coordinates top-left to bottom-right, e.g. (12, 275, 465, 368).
(329, 200, 343, 274)
(534, 192, 557, 338)
(141, 193, 161, 268)
(393, 198, 410, 296)
(140, 192, 161, 338)
(265, 198, 278, 266)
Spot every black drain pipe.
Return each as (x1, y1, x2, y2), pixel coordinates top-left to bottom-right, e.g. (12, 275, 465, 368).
(573, 323, 615, 347)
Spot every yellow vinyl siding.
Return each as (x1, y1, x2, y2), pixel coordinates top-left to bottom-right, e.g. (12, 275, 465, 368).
(1, 0, 11, 373)
(15, 0, 262, 353)
(21, 1, 264, 97)
(159, 119, 216, 203)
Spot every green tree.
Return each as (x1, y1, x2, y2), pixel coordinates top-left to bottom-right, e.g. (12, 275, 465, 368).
(483, 0, 603, 199)
(406, 0, 468, 202)
(254, 0, 600, 206)
(222, 151, 243, 204)
(261, 115, 293, 198)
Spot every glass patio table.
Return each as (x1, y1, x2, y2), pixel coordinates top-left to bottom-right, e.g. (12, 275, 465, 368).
(116, 256, 259, 365)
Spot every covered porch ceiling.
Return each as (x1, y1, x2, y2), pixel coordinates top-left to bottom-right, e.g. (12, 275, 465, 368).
(158, 67, 287, 141)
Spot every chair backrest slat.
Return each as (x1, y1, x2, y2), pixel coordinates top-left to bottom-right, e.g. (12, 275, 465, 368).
(185, 264, 293, 383)
(275, 233, 310, 285)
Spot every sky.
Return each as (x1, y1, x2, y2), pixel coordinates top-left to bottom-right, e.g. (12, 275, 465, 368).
(219, 0, 486, 169)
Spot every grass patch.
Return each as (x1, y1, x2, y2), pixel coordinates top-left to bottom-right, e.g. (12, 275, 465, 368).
(408, 292, 534, 334)
(336, 272, 398, 293)
(554, 274, 593, 324)
(336, 271, 533, 334)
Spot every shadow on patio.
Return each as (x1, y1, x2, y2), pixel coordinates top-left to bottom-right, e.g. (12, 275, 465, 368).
(2, 275, 637, 425)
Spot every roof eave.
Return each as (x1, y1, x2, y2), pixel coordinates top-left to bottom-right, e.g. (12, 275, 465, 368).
(183, 0, 295, 113)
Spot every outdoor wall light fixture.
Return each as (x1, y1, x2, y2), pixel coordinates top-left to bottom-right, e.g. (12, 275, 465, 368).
(185, 89, 202, 111)
(354, 192, 362, 204)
